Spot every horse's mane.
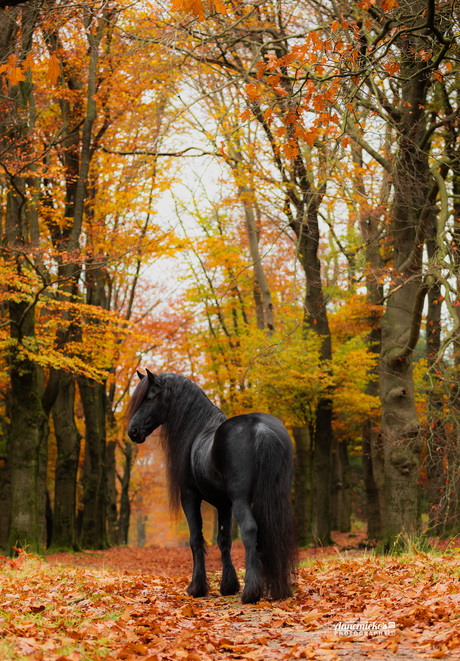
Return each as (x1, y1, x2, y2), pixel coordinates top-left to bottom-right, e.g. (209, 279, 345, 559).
(128, 373, 226, 513)
(126, 375, 149, 421)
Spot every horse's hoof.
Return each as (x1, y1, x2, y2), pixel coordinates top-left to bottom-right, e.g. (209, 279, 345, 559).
(186, 582, 208, 598)
(241, 584, 263, 604)
(220, 573, 240, 596)
(241, 591, 262, 604)
(270, 586, 293, 600)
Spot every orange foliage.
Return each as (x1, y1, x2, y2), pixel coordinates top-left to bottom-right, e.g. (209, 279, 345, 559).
(1, 542, 459, 659)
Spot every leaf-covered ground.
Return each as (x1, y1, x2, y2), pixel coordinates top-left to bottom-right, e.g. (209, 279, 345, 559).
(1, 533, 460, 660)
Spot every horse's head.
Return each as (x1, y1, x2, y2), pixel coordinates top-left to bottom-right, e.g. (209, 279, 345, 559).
(127, 369, 164, 443)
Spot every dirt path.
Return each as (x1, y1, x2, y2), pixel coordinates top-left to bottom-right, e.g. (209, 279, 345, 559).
(41, 534, 460, 660)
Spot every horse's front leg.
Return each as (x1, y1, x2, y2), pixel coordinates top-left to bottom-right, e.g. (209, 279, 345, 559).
(181, 490, 208, 598)
(217, 506, 240, 596)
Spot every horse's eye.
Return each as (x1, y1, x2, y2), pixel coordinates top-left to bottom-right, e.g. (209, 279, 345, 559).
(147, 395, 157, 402)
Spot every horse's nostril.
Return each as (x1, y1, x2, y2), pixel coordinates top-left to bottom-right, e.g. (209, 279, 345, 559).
(129, 426, 139, 439)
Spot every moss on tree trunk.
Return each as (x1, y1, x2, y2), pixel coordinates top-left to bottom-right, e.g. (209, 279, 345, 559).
(8, 302, 47, 553)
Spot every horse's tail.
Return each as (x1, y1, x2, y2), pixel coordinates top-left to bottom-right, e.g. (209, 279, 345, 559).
(253, 425, 297, 599)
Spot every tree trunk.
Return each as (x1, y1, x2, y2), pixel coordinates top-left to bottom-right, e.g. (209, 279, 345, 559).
(0, 394, 11, 549)
(136, 511, 146, 548)
(8, 303, 47, 552)
(118, 441, 133, 545)
(292, 426, 312, 546)
(0, 447, 10, 550)
(362, 419, 385, 540)
(1, 0, 46, 555)
(378, 15, 432, 548)
(380, 281, 425, 547)
(8, 366, 46, 553)
(52, 372, 81, 550)
(224, 132, 276, 334)
(362, 325, 385, 542)
(106, 440, 119, 545)
(331, 438, 351, 532)
(311, 396, 333, 543)
(43, 9, 109, 551)
(446, 149, 460, 534)
(78, 377, 107, 549)
(295, 204, 333, 545)
(354, 142, 386, 541)
(423, 211, 448, 535)
(236, 180, 275, 332)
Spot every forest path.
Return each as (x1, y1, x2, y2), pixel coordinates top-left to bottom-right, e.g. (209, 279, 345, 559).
(2, 533, 459, 660)
(43, 532, 460, 660)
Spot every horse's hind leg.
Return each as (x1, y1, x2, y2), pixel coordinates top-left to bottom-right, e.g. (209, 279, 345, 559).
(232, 499, 263, 604)
(181, 490, 208, 598)
(217, 506, 240, 596)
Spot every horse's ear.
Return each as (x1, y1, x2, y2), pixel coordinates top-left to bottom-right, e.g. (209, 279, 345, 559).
(137, 370, 145, 380)
(146, 368, 159, 385)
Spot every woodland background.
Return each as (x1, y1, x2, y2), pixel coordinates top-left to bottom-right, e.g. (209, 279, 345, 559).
(1, 0, 460, 555)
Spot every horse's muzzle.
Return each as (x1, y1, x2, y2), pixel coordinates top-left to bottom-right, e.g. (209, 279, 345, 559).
(128, 425, 145, 444)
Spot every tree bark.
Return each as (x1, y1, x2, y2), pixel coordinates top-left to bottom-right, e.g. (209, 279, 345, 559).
(446, 146, 460, 534)
(380, 286, 424, 546)
(292, 426, 312, 546)
(352, 140, 386, 540)
(42, 8, 108, 550)
(8, 303, 47, 552)
(227, 144, 276, 333)
(1, 3, 47, 553)
(78, 377, 108, 549)
(423, 210, 449, 535)
(295, 205, 333, 544)
(52, 372, 81, 550)
(331, 438, 351, 532)
(379, 44, 430, 545)
(106, 440, 119, 545)
(0, 440, 10, 550)
(118, 441, 133, 545)
(362, 424, 382, 539)
(136, 510, 146, 548)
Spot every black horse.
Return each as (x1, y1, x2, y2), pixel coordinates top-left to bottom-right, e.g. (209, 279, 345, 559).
(127, 370, 296, 603)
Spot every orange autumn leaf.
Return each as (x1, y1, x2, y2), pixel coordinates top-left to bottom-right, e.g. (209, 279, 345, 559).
(171, 0, 205, 18)
(0, 54, 26, 86)
(46, 54, 61, 86)
(245, 82, 260, 100)
(210, 0, 228, 14)
(305, 130, 317, 146)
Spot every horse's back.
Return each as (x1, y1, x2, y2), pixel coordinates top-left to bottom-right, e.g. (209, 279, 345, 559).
(215, 412, 291, 446)
(212, 412, 293, 490)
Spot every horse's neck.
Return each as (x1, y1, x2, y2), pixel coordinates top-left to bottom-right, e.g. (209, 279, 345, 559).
(163, 377, 225, 445)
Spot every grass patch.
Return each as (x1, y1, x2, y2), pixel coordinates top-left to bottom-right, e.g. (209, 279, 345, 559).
(0, 553, 133, 661)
